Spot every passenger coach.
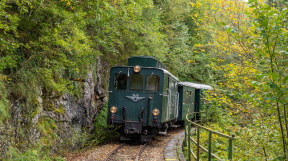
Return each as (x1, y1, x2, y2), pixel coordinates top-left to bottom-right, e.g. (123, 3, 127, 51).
(107, 56, 212, 141)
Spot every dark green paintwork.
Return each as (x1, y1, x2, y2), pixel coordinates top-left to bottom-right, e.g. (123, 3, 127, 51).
(107, 56, 179, 128)
(107, 65, 178, 126)
(195, 89, 201, 118)
(161, 73, 178, 122)
(107, 56, 213, 142)
(178, 85, 196, 121)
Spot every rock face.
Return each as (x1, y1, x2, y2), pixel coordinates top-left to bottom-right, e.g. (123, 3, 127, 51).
(49, 58, 106, 150)
(51, 65, 106, 151)
(0, 58, 107, 157)
(43, 67, 106, 133)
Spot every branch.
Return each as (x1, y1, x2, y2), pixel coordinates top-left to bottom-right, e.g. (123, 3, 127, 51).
(8, 52, 45, 78)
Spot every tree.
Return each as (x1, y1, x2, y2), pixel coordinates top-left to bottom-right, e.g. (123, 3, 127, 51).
(190, 0, 288, 159)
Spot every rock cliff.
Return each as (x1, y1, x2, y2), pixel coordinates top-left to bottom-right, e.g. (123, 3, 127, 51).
(0, 58, 106, 157)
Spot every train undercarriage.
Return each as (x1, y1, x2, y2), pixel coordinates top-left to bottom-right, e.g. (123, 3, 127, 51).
(115, 120, 180, 142)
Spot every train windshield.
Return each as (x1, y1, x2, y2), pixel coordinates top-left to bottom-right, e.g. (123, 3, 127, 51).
(114, 73, 127, 90)
(130, 74, 143, 91)
(146, 75, 159, 92)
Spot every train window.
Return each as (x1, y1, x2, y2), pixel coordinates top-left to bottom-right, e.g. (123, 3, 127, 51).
(190, 91, 192, 104)
(187, 91, 189, 104)
(193, 91, 195, 104)
(167, 76, 170, 88)
(130, 74, 143, 91)
(146, 75, 160, 92)
(183, 90, 186, 104)
(114, 73, 127, 90)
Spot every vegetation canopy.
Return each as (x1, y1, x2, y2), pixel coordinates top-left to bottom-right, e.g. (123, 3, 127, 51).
(0, 0, 287, 160)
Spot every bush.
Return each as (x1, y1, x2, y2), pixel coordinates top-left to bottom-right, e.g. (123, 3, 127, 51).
(93, 103, 119, 145)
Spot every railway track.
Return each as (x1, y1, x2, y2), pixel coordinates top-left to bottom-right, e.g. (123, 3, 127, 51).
(104, 142, 149, 161)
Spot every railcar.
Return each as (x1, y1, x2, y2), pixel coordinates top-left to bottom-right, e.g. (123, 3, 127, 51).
(107, 56, 212, 141)
(177, 82, 213, 121)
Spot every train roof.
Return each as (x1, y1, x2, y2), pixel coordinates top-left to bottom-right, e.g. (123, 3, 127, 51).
(128, 56, 167, 70)
(178, 82, 213, 90)
(163, 69, 178, 81)
(110, 66, 178, 81)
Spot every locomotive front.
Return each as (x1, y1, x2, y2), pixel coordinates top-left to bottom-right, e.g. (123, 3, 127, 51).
(107, 57, 165, 141)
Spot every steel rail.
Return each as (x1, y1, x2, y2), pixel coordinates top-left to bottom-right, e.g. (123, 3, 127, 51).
(104, 142, 149, 161)
(104, 143, 125, 161)
(134, 142, 149, 161)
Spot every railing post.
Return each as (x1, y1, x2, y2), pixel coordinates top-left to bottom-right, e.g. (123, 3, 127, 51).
(184, 119, 187, 146)
(188, 122, 191, 161)
(208, 131, 212, 161)
(228, 137, 233, 160)
(196, 127, 200, 161)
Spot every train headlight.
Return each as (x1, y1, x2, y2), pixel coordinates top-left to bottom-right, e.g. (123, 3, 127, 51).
(152, 109, 159, 116)
(110, 106, 117, 114)
(134, 65, 141, 73)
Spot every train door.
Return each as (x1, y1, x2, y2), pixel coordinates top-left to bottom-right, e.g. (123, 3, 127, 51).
(162, 75, 178, 122)
(167, 76, 171, 119)
(124, 72, 148, 123)
(171, 79, 178, 119)
(174, 81, 179, 119)
(108, 70, 128, 122)
(195, 89, 201, 119)
(166, 76, 177, 120)
(161, 75, 171, 122)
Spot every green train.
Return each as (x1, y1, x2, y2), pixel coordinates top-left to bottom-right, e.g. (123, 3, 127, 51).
(107, 56, 212, 141)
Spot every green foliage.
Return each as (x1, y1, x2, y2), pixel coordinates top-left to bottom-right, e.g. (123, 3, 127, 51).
(6, 146, 64, 161)
(93, 103, 119, 144)
(186, 0, 288, 159)
(4, 0, 287, 159)
(0, 0, 203, 159)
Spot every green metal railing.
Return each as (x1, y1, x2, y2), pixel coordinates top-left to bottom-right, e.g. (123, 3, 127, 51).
(184, 112, 235, 161)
